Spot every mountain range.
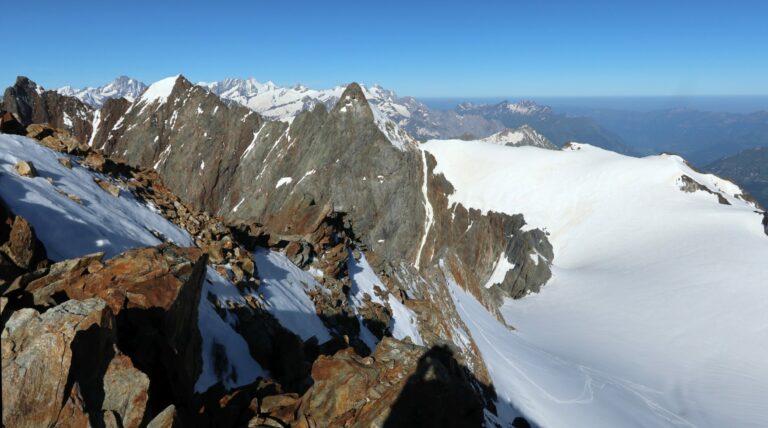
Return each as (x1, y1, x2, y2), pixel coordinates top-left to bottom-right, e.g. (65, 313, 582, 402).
(1, 74, 767, 428)
(56, 76, 628, 150)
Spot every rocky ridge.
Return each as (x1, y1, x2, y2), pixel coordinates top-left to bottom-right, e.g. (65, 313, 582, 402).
(1, 123, 513, 427)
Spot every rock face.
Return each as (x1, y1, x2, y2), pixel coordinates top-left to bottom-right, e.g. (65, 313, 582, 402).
(679, 174, 731, 205)
(3, 76, 94, 143)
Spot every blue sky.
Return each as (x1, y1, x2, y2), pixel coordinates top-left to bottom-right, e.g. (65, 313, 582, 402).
(3, 0, 767, 96)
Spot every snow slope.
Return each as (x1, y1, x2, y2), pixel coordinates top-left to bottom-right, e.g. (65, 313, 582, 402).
(423, 139, 768, 427)
(347, 252, 423, 347)
(0, 134, 191, 259)
(252, 248, 333, 343)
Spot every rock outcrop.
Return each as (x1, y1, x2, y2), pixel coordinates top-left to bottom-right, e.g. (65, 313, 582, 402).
(3, 76, 94, 143)
(0, 200, 48, 292)
(265, 337, 492, 428)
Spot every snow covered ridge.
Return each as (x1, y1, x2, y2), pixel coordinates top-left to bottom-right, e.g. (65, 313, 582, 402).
(424, 139, 768, 427)
(198, 77, 416, 150)
(198, 77, 406, 123)
(137, 75, 181, 106)
(480, 125, 556, 149)
(57, 76, 147, 108)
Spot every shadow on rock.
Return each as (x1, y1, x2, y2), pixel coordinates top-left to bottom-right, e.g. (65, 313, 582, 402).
(383, 345, 492, 428)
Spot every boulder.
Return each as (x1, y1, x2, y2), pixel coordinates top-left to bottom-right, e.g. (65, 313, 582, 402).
(58, 157, 73, 168)
(0, 214, 47, 271)
(95, 178, 121, 197)
(84, 151, 106, 171)
(1, 298, 115, 428)
(102, 354, 150, 428)
(21, 245, 202, 313)
(14, 160, 37, 177)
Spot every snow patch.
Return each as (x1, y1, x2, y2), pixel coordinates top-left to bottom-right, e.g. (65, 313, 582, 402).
(275, 177, 293, 188)
(138, 75, 179, 105)
(484, 253, 516, 289)
(252, 249, 332, 343)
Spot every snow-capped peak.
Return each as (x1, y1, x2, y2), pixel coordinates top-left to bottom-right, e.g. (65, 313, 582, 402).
(56, 76, 148, 108)
(138, 75, 181, 105)
(502, 100, 551, 115)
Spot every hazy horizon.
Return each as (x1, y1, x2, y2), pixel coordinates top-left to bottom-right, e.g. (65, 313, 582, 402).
(418, 95, 768, 114)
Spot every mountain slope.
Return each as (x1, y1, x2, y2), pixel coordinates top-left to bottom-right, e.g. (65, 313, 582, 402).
(2, 76, 93, 142)
(707, 146, 768, 208)
(422, 139, 768, 427)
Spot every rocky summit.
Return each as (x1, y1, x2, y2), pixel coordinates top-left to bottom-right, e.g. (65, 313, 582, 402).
(2, 73, 767, 428)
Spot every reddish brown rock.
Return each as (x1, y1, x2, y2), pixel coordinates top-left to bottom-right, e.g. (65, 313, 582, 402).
(293, 338, 490, 428)
(95, 177, 121, 197)
(84, 151, 106, 171)
(0, 202, 48, 289)
(58, 157, 73, 168)
(20, 245, 202, 313)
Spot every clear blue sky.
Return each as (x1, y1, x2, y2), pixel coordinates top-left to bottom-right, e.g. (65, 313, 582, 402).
(3, 0, 767, 97)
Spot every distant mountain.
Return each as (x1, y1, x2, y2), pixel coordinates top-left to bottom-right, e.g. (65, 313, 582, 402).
(478, 125, 557, 149)
(198, 78, 503, 140)
(199, 78, 634, 153)
(574, 107, 768, 165)
(707, 146, 768, 208)
(57, 76, 147, 108)
(456, 100, 632, 154)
